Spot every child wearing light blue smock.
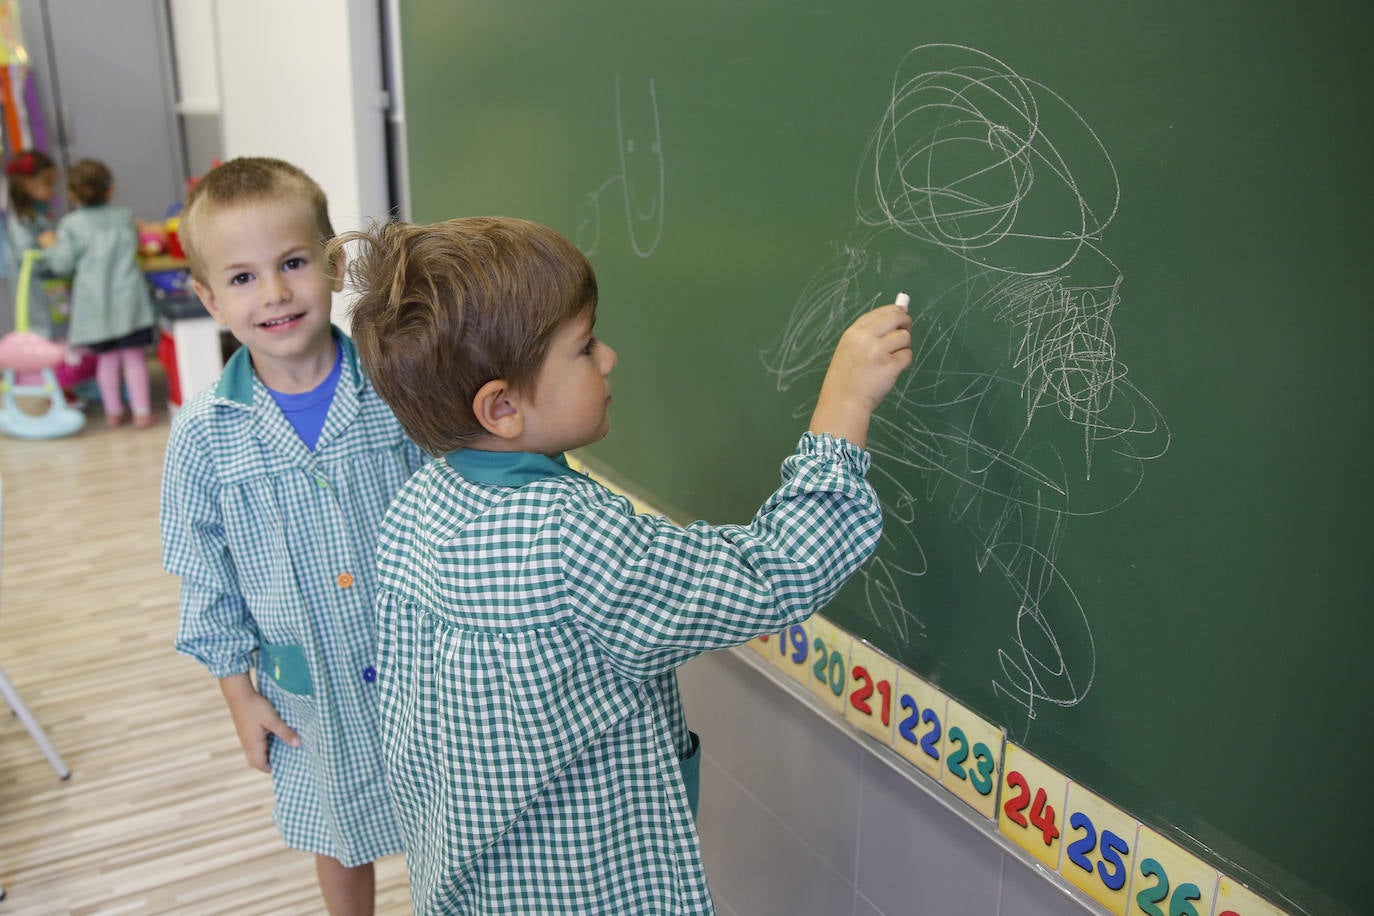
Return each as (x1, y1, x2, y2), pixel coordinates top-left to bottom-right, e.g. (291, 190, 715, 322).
(159, 158, 427, 914)
(40, 158, 156, 427)
(337, 216, 914, 914)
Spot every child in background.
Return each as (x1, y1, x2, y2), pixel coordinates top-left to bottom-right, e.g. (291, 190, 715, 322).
(337, 216, 913, 914)
(160, 158, 427, 915)
(4, 149, 59, 338)
(40, 158, 157, 427)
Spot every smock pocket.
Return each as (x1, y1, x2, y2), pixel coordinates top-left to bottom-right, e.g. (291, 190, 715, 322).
(680, 731, 702, 817)
(260, 642, 314, 696)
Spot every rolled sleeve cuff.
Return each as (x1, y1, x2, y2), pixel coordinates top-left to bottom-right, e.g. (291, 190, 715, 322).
(175, 645, 255, 680)
(793, 431, 872, 477)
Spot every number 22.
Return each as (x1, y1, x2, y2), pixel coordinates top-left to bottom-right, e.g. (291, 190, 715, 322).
(897, 695, 941, 760)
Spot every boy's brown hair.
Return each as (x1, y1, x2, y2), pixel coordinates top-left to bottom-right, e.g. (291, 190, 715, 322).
(179, 157, 334, 282)
(336, 217, 598, 455)
(67, 158, 113, 208)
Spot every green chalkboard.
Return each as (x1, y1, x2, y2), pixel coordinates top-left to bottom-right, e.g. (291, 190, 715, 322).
(398, 4, 1372, 913)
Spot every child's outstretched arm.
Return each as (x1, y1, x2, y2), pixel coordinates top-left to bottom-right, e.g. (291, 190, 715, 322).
(808, 301, 913, 448)
(560, 301, 913, 680)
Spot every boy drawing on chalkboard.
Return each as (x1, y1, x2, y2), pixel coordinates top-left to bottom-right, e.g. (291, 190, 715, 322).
(335, 215, 912, 914)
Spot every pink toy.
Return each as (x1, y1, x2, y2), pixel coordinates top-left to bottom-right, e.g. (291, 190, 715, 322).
(0, 331, 65, 372)
(0, 251, 86, 438)
(138, 221, 167, 256)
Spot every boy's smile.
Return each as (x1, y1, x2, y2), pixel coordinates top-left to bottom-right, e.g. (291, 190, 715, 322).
(191, 201, 341, 392)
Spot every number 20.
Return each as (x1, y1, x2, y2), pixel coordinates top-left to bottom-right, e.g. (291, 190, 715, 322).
(811, 638, 845, 696)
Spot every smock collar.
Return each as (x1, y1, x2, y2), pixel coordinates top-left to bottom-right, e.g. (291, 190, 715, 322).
(445, 449, 584, 487)
(216, 326, 363, 406)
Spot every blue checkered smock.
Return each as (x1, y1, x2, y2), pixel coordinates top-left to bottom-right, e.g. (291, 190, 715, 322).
(161, 330, 428, 867)
(376, 432, 883, 914)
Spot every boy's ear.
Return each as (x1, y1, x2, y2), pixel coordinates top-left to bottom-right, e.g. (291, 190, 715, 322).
(327, 245, 346, 293)
(191, 278, 227, 327)
(472, 378, 524, 440)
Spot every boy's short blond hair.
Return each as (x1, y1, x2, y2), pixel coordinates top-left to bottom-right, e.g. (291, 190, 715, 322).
(336, 217, 598, 455)
(180, 157, 334, 282)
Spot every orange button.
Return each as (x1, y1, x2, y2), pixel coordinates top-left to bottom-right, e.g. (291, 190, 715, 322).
(336, 572, 354, 589)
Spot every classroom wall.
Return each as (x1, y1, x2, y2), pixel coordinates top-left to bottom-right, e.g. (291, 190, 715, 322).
(211, 0, 388, 230)
(678, 649, 1092, 916)
(166, 0, 221, 173)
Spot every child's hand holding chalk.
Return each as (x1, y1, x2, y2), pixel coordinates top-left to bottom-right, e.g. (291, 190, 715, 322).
(808, 296, 914, 447)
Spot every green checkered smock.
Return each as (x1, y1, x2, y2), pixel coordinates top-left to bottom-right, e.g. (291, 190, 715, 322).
(376, 432, 883, 914)
(161, 330, 428, 867)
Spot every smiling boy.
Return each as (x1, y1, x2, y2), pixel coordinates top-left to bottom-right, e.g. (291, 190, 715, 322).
(160, 158, 427, 915)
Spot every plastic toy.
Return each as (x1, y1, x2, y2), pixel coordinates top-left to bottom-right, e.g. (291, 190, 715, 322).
(138, 220, 168, 256)
(164, 215, 183, 259)
(0, 250, 85, 438)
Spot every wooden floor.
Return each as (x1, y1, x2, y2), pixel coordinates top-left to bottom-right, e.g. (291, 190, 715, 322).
(0, 373, 411, 914)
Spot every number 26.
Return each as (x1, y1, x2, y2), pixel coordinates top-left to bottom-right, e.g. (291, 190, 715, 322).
(1134, 857, 1202, 916)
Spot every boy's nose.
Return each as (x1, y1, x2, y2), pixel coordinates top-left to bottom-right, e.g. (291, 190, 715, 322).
(263, 270, 294, 302)
(264, 274, 291, 304)
(600, 342, 618, 374)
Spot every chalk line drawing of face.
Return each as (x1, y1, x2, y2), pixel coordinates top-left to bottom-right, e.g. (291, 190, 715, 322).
(764, 44, 1170, 738)
(577, 75, 666, 259)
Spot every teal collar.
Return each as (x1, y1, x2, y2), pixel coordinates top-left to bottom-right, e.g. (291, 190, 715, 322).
(217, 326, 363, 406)
(445, 449, 584, 487)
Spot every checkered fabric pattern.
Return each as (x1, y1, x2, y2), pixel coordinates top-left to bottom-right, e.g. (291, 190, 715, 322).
(161, 332, 428, 867)
(377, 432, 883, 914)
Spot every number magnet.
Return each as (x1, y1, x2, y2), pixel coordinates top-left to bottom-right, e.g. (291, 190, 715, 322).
(940, 698, 1003, 819)
(1059, 781, 1139, 915)
(806, 616, 851, 715)
(998, 744, 1068, 870)
(892, 667, 947, 780)
(844, 641, 897, 744)
(1130, 827, 1219, 916)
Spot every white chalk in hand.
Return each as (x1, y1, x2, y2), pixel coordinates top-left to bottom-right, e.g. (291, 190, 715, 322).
(895, 292, 910, 309)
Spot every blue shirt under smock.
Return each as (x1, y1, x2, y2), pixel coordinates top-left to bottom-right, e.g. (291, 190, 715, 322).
(268, 341, 343, 450)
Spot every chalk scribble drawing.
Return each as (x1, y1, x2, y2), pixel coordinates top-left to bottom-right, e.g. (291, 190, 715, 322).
(763, 44, 1170, 738)
(577, 75, 666, 258)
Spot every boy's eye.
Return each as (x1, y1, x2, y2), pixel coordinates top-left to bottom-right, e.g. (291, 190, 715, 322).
(582, 337, 598, 355)
(283, 256, 307, 271)
(229, 272, 252, 286)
